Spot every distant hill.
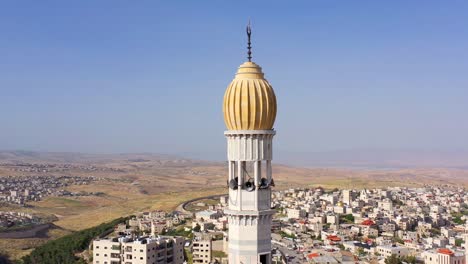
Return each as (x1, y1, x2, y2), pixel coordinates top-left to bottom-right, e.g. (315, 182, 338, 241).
(0, 150, 467, 189)
(0, 150, 214, 166)
(276, 149, 468, 169)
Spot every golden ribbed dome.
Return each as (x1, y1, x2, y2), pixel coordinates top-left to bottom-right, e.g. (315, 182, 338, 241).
(223, 61, 277, 130)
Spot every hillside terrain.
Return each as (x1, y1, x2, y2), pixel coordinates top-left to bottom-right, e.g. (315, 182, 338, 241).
(1, 150, 467, 190)
(0, 150, 467, 260)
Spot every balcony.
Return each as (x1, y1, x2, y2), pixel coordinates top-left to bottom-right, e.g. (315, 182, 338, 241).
(111, 245, 120, 251)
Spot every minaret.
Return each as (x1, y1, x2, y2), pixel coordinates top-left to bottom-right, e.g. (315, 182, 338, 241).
(465, 222, 468, 264)
(223, 23, 277, 264)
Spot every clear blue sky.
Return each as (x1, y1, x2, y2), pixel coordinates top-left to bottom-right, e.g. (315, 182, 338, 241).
(1, 1, 467, 160)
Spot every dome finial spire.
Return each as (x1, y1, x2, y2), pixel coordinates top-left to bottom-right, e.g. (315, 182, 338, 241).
(246, 20, 252, 62)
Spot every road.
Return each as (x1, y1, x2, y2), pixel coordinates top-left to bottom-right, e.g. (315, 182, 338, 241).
(175, 194, 226, 216)
(273, 240, 307, 264)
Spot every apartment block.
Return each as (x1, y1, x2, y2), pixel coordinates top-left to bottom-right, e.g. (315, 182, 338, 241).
(192, 235, 212, 264)
(93, 235, 184, 264)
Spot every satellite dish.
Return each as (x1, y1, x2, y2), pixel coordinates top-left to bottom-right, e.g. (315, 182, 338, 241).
(229, 177, 239, 190)
(259, 178, 269, 189)
(244, 179, 255, 192)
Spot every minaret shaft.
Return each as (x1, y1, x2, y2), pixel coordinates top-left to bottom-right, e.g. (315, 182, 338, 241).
(225, 130, 275, 264)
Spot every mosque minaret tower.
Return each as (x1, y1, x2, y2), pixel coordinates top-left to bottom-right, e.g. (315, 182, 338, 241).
(223, 23, 277, 264)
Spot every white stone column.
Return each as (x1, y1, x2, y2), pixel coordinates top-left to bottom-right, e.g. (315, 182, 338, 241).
(266, 160, 271, 182)
(237, 161, 243, 211)
(228, 161, 233, 181)
(254, 161, 260, 210)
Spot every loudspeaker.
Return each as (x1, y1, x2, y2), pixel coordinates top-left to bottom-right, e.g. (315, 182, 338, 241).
(244, 179, 255, 192)
(259, 178, 269, 189)
(229, 177, 239, 190)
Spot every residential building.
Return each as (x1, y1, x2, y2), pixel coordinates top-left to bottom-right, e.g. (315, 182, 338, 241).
(93, 235, 184, 264)
(192, 235, 212, 264)
(376, 245, 409, 259)
(422, 248, 465, 264)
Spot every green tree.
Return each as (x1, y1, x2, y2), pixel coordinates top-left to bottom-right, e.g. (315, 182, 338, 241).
(385, 254, 403, 264)
(430, 228, 441, 235)
(340, 214, 355, 223)
(402, 255, 417, 264)
(278, 231, 296, 239)
(453, 215, 466, 225)
(392, 237, 405, 244)
(193, 223, 201, 232)
(356, 247, 365, 256)
(0, 250, 12, 264)
(21, 217, 128, 264)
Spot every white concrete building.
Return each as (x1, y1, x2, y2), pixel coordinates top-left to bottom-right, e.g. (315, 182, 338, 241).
(465, 223, 468, 264)
(93, 236, 184, 264)
(342, 189, 354, 205)
(192, 235, 212, 264)
(93, 238, 121, 264)
(379, 199, 393, 211)
(422, 249, 465, 264)
(326, 215, 339, 225)
(376, 245, 409, 259)
(287, 208, 306, 219)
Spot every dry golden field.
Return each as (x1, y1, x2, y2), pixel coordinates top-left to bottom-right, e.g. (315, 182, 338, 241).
(0, 151, 467, 260)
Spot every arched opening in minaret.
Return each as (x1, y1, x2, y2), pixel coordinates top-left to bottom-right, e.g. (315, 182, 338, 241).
(260, 253, 270, 264)
(242, 161, 255, 182)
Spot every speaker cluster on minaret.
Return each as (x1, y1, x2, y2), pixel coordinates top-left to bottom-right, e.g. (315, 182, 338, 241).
(228, 176, 275, 191)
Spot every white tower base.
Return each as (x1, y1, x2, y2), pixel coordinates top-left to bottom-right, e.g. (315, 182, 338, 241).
(225, 130, 275, 264)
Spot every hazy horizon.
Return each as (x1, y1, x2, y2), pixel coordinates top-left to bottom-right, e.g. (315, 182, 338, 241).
(1, 1, 467, 159)
(2, 148, 468, 170)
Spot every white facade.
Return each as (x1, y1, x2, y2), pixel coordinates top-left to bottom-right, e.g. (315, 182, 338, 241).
(376, 245, 409, 259)
(326, 215, 339, 225)
(287, 208, 306, 219)
(192, 236, 212, 264)
(422, 249, 466, 264)
(342, 190, 354, 205)
(93, 236, 184, 264)
(225, 130, 275, 264)
(93, 239, 121, 264)
(465, 223, 468, 264)
(379, 200, 393, 211)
